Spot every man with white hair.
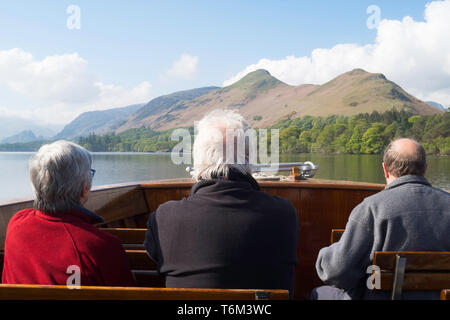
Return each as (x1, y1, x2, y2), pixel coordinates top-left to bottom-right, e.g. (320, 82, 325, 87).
(2, 140, 135, 286)
(144, 109, 299, 295)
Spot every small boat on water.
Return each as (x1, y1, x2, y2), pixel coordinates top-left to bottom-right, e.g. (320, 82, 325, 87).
(0, 162, 388, 299)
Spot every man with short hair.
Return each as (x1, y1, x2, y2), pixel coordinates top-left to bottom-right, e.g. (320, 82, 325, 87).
(312, 138, 450, 300)
(144, 109, 299, 296)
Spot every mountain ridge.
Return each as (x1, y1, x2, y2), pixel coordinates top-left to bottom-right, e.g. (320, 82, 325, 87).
(58, 68, 443, 137)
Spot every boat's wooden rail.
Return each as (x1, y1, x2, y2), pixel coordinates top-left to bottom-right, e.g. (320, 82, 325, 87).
(0, 178, 387, 299)
(0, 284, 288, 300)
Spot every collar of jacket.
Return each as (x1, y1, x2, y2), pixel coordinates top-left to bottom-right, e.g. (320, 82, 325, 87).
(190, 169, 261, 196)
(385, 174, 431, 190)
(36, 204, 105, 224)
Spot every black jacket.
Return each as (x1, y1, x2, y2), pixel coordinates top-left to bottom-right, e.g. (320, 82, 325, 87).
(144, 170, 299, 295)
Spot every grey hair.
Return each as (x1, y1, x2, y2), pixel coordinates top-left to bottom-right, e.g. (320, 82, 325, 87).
(192, 109, 255, 181)
(383, 138, 427, 177)
(29, 140, 93, 212)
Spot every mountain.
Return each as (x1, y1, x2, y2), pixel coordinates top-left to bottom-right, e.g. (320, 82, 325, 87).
(58, 69, 443, 138)
(0, 130, 40, 144)
(115, 68, 442, 132)
(116, 86, 219, 132)
(426, 101, 447, 112)
(55, 103, 145, 139)
(0, 116, 60, 140)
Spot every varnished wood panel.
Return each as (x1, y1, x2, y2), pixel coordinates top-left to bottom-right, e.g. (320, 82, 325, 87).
(100, 228, 146, 245)
(441, 289, 450, 300)
(0, 251, 3, 280)
(0, 284, 289, 300)
(140, 180, 382, 300)
(95, 187, 148, 225)
(0, 199, 33, 250)
(331, 229, 345, 244)
(126, 250, 157, 270)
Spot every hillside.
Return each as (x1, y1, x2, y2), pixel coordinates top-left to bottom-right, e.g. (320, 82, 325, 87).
(116, 86, 219, 132)
(114, 68, 441, 132)
(55, 103, 144, 139)
(0, 116, 59, 140)
(0, 130, 39, 144)
(426, 101, 447, 112)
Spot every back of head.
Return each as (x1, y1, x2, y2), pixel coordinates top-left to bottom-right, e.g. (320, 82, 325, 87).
(192, 109, 255, 181)
(383, 138, 427, 177)
(29, 140, 92, 212)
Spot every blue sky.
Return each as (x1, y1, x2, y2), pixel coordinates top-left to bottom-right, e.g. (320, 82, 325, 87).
(0, 0, 448, 126)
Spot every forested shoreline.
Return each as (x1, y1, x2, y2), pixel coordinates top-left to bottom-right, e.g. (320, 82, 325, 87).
(0, 109, 448, 155)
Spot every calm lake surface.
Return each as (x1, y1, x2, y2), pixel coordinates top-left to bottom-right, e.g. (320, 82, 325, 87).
(0, 152, 448, 201)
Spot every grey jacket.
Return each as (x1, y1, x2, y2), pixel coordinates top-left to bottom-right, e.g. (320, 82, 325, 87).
(315, 175, 450, 299)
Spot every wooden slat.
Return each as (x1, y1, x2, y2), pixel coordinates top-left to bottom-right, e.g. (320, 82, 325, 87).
(330, 229, 345, 244)
(379, 273, 450, 291)
(126, 249, 157, 270)
(374, 252, 450, 271)
(100, 228, 146, 247)
(0, 284, 289, 300)
(441, 289, 450, 300)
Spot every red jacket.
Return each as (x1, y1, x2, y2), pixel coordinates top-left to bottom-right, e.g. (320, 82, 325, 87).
(2, 205, 136, 287)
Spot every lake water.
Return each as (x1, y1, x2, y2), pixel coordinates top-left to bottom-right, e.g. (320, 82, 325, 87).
(0, 152, 448, 201)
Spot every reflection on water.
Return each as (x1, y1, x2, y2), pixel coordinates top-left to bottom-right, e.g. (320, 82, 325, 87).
(0, 152, 448, 201)
(279, 154, 449, 190)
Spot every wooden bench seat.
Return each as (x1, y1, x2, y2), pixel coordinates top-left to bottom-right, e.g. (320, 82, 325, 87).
(125, 249, 164, 287)
(100, 227, 147, 249)
(330, 229, 450, 299)
(0, 284, 288, 300)
(100, 228, 165, 287)
(372, 251, 450, 299)
(330, 229, 344, 244)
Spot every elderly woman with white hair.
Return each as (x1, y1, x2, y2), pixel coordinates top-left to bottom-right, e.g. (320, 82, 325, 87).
(2, 140, 135, 286)
(144, 109, 299, 296)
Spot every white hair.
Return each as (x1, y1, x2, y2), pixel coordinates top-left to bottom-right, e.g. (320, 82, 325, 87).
(29, 140, 92, 212)
(192, 109, 255, 181)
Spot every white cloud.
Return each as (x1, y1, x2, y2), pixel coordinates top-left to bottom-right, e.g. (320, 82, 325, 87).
(0, 49, 98, 103)
(223, 0, 450, 107)
(0, 48, 153, 124)
(164, 54, 198, 79)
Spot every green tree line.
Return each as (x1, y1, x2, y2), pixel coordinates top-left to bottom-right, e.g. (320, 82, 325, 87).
(77, 127, 194, 152)
(1, 109, 448, 155)
(273, 109, 449, 155)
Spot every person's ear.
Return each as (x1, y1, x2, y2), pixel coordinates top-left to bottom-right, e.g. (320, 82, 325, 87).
(80, 182, 90, 205)
(382, 162, 389, 179)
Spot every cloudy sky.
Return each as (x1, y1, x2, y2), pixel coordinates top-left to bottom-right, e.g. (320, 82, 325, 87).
(0, 0, 449, 127)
